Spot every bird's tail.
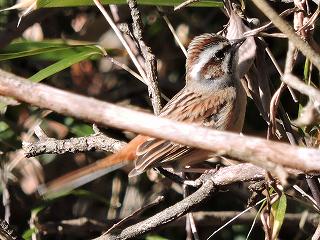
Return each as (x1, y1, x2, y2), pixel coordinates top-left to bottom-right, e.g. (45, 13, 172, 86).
(39, 135, 146, 197)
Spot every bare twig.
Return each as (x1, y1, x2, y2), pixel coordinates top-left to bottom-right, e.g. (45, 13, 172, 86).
(188, 213, 200, 240)
(93, 0, 148, 85)
(282, 73, 320, 102)
(96, 163, 265, 240)
(97, 180, 215, 240)
(36, 211, 320, 236)
(174, 0, 199, 11)
(23, 126, 126, 158)
(269, 40, 298, 138)
(251, 0, 320, 71)
(104, 54, 144, 82)
(157, 7, 188, 57)
(312, 223, 320, 240)
(127, 0, 162, 114)
(0, 170, 10, 223)
(207, 197, 267, 240)
(105, 196, 165, 234)
(95, 0, 161, 114)
(305, 178, 320, 208)
(243, 7, 297, 38)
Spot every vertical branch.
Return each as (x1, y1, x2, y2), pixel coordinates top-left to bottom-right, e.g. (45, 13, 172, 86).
(93, 0, 147, 85)
(94, 0, 161, 114)
(127, 0, 162, 115)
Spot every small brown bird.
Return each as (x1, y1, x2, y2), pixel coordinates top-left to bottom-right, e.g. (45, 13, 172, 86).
(43, 33, 247, 194)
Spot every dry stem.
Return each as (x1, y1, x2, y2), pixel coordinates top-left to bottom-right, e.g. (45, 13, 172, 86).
(252, 0, 320, 70)
(23, 127, 126, 158)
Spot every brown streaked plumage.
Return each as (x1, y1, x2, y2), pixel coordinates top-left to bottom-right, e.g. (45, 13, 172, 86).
(42, 33, 247, 194)
(131, 87, 236, 175)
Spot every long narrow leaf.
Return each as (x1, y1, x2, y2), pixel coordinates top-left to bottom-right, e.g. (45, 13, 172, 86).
(0, 40, 111, 61)
(29, 47, 103, 82)
(37, 0, 223, 8)
(0, 46, 73, 61)
(271, 193, 287, 239)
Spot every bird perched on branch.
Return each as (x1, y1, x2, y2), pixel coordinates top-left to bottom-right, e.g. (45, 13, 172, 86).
(42, 33, 247, 195)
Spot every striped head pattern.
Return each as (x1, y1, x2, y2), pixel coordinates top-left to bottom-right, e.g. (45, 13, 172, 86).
(186, 33, 240, 84)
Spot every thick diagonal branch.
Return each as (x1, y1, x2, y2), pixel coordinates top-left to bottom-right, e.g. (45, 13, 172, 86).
(0, 69, 320, 173)
(96, 163, 265, 240)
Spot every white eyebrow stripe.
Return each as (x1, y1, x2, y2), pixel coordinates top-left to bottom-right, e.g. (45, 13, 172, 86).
(190, 45, 220, 80)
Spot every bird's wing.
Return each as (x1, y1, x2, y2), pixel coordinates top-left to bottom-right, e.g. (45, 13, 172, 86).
(132, 87, 236, 175)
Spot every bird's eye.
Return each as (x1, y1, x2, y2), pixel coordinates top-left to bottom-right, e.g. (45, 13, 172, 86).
(215, 49, 225, 60)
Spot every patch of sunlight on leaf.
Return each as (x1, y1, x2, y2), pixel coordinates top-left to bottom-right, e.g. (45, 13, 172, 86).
(64, 117, 75, 126)
(146, 235, 169, 240)
(234, 236, 246, 240)
(0, 102, 7, 114)
(0, 121, 9, 131)
(70, 123, 94, 137)
(22, 228, 36, 240)
(271, 193, 287, 239)
(0, 121, 14, 139)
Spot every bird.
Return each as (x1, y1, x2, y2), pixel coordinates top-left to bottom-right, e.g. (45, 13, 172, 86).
(41, 33, 247, 194)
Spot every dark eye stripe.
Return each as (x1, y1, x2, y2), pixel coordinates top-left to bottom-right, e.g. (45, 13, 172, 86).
(215, 45, 231, 59)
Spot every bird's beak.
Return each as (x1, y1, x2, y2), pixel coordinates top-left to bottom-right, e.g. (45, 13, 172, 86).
(230, 38, 246, 51)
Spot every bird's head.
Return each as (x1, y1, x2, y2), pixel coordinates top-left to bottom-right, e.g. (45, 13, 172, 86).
(186, 33, 244, 87)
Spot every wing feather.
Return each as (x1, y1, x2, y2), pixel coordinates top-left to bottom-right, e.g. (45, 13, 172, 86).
(133, 87, 236, 173)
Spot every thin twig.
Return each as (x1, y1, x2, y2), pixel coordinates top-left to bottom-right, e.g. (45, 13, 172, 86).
(96, 164, 266, 239)
(251, 0, 320, 71)
(188, 213, 200, 240)
(243, 7, 297, 38)
(293, 185, 320, 211)
(32, 211, 320, 236)
(93, 0, 148, 85)
(207, 197, 268, 240)
(312, 222, 320, 240)
(22, 126, 127, 158)
(96, 180, 215, 240)
(104, 55, 144, 82)
(282, 73, 320, 101)
(105, 196, 165, 234)
(158, 7, 188, 57)
(174, 0, 199, 11)
(127, 0, 162, 114)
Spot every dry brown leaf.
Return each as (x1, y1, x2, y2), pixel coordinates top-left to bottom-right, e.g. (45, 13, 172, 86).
(224, 3, 271, 122)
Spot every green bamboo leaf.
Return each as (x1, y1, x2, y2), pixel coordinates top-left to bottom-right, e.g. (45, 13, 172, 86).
(0, 40, 114, 61)
(37, 0, 223, 8)
(0, 45, 71, 61)
(146, 235, 169, 240)
(271, 193, 287, 239)
(3, 39, 72, 52)
(29, 46, 104, 82)
(22, 228, 36, 240)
